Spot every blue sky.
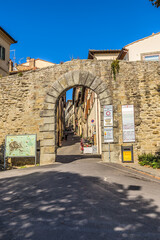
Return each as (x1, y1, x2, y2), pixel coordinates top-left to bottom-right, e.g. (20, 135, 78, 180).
(1, 0, 159, 100)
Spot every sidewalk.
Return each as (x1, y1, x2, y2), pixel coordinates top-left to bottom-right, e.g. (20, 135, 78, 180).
(122, 162, 160, 179)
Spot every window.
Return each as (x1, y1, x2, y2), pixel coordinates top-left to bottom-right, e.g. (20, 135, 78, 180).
(144, 55, 160, 61)
(0, 46, 5, 60)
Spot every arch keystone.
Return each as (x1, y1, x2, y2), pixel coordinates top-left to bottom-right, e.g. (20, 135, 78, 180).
(79, 71, 89, 85)
(64, 72, 74, 86)
(72, 70, 80, 85)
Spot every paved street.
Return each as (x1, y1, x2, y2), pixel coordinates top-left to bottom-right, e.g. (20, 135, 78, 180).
(0, 134, 160, 240)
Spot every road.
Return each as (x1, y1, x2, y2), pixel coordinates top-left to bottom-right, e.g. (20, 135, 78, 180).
(0, 133, 160, 240)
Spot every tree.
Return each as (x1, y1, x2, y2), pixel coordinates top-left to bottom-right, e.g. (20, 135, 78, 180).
(150, 0, 160, 7)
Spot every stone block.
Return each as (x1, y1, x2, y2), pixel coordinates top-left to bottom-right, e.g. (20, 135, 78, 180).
(98, 90, 109, 100)
(42, 132, 55, 139)
(48, 88, 59, 98)
(40, 110, 54, 117)
(40, 153, 56, 165)
(45, 94, 57, 104)
(40, 139, 55, 146)
(43, 117, 55, 124)
(39, 123, 55, 132)
(41, 146, 55, 154)
(58, 76, 69, 89)
(43, 103, 56, 110)
(100, 98, 112, 106)
(79, 71, 88, 85)
(64, 72, 74, 86)
(52, 81, 64, 93)
(90, 77, 102, 91)
(72, 70, 80, 85)
(96, 82, 108, 94)
(85, 73, 95, 87)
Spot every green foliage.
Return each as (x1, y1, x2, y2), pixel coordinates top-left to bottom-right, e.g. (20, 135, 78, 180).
(138, 153, 160, 169)
(111, 60, 120, 80)
(149, 0, 160, 7)
(18, 72, 23, 77)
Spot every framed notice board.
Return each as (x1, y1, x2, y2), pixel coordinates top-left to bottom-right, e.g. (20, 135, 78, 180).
(4, 134, 37, 169)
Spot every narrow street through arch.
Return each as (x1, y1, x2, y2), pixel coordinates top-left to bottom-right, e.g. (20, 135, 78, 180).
(55, 85, 102, 163)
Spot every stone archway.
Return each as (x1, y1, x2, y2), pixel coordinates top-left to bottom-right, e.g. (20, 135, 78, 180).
(40, 70, 111, 165)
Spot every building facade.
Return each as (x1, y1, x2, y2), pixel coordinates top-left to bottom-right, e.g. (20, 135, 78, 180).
(118, 32, 160, 61)
(88, 50, 121, 60)
(0, 27, 17, 76)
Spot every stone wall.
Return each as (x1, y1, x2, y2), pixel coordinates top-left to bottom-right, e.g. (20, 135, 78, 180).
(0, 59, 160, 165)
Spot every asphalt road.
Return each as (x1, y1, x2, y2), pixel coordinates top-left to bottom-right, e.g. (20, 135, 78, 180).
(0, 135, 160, 240)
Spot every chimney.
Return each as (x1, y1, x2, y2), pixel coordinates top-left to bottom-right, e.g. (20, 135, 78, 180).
(29, 58, 35, 68)
(27, 57, 31, 63)
(9, 59, 13, 72)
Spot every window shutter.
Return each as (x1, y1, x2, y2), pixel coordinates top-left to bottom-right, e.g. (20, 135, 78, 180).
(2, 47, 5, 60)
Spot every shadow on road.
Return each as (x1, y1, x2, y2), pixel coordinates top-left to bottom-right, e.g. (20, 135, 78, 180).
(0, 169, 160, 239)
(56, 154, 101, 163)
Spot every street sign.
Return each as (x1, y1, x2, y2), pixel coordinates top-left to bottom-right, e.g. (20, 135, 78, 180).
(104, 105, 113, 127)
(104, 127, 114, 143)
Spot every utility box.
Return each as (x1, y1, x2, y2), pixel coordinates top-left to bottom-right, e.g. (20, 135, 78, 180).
(121, 145, 134, 163)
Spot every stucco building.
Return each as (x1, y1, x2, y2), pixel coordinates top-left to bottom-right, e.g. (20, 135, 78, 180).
(88, 50, 121, 60)
(89, 32, 160, 62)
(0, 27, 17, 76)
(118, 32, 160, 61)
(17, 57, 55, 71)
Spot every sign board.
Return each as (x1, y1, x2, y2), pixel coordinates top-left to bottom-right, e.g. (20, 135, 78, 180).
(123, 151, 132, 161)
(121, 146, 134, 163)
(104, 127, 114, 143)
(104, 105, 113, 127)
(84, 147, 93, 154)
(122, 105, 135, 142)
(5, 135, 37, 157)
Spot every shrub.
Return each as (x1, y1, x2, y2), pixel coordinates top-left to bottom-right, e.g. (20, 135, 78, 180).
(138, 153, 160, 169)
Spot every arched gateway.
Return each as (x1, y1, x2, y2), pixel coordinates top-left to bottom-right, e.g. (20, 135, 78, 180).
(0, 60, 160, 166)
(40, 70, 111, 164)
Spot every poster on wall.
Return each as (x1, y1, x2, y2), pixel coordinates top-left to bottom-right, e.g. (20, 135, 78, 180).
(104, 105, 113, 127)
(122, 105, 135, 142)
(104, 127, 114, 143)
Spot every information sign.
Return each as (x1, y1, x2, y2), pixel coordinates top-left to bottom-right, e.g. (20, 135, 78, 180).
(104, 127, 114, 143)
(104, 105, 113, 127)
(5, 135, 37, 157)
(122, 105, 135, 142)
